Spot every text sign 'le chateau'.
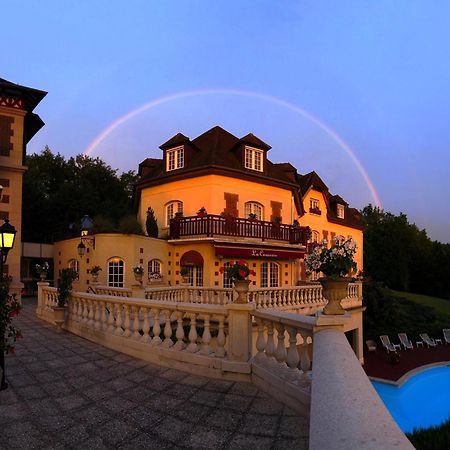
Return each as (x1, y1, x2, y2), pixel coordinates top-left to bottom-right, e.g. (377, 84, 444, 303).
(214, 246, 304, 260)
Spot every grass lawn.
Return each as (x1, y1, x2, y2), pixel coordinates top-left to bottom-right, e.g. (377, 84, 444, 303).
(389, 289, 450, 318)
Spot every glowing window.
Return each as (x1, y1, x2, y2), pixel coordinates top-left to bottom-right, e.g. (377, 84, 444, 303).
(166, 201, 183, 226)
(244, 202, 264, 220)
(108, 258, 124, 287)
(166, 146, 184, 171)
(244, 147, 263, 172)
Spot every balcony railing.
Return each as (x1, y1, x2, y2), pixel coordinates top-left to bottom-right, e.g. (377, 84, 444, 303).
(169, 214, 310, 244)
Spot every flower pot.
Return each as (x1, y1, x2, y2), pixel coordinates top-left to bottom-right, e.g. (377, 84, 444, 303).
(53, 306, 66, 331)
(233, 279, 251, 304)
(91, 273, 99, 283)
(320, 277, 349, 315)
(134, 273, 143, 284)
(39, 273, 47, 281)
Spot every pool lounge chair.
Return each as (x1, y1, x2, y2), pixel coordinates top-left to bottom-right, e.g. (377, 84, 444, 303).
(380, 335, 398, 353)
(398, 333, 413, 350)
(443, 329, 450, 345)
(419, 333, 437, 348)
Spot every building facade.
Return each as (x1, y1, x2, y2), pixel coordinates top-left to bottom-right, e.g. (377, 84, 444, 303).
(54, 126, 363, 291)
(0, 78, 46, 297)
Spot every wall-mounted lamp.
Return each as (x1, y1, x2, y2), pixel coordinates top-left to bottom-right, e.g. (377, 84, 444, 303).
(77, 215, 95, 258)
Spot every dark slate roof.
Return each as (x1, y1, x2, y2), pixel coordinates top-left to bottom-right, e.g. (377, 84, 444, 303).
(240, 133, 271, 150)
(0, 78, 47, 112)
(159, 132, 190, 150)
(330, 194, 348, 206)
(297, 171, 329, 195)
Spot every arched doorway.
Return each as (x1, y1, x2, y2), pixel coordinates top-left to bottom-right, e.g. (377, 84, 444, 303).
(180, 251, 204, 286)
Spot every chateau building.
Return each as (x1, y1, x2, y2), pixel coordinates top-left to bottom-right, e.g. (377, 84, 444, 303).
(0, 78, 46, 297)
(54, 126, 363, 290)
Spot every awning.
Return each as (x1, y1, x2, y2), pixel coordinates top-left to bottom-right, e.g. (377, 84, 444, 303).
(214, 245, 304, 260)
(180, 250, 204, 266)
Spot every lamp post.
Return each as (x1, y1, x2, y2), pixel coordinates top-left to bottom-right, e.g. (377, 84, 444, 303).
(0, 219, 17, 391)
(77, 215, 95, 258)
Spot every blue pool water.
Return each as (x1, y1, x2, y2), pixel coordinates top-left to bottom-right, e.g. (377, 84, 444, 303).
(372, 365, 450, 433)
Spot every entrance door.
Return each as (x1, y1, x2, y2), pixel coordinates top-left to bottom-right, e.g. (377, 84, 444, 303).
(186, 265, 203, 287)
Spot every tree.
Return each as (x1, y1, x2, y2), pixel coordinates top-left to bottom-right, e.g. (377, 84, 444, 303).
(22, 147, 139, 242)
(145, 207, 158, 237)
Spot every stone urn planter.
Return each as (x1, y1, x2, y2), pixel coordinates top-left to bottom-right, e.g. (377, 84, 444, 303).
(134, 273, 143, 284)
(233, 279, 251, 303)
(39, 272, 47, 281)
(53, 306, 66, 331)
(91, 273, 99, 283)
(320, 277, 349, 315)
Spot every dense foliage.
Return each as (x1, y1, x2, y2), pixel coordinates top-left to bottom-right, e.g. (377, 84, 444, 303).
(363, 280, 449, 342)
(305, 236, 357, 278)
(407, 417, 450, 450)
(0, 277, 22, 354)
(362, 205, 450, 299)
(22, 147, 139, 242)
(57, 268, 78, 307)
(219, 260, 256, 280)
(145, 207, 159, 238)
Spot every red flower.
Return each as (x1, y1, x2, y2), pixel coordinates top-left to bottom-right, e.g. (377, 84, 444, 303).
(238, 259, 246, 266)
(10, 309, 20, 317)
(7, 346, 15, 354)
(219, 267, 224, 274)
(238, 269, 247, 279)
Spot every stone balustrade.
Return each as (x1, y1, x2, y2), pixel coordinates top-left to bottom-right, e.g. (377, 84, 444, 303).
(145, 286, 233, 305)
(94, 285, 133, 297)
(36, 281, 412, 449)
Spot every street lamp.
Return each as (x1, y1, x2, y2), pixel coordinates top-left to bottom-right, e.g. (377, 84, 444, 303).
(76, 215, 95, 258)
(0, 219, 17, 391)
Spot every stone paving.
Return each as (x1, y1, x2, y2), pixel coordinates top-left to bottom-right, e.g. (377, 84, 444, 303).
(0, 298, 309, 449)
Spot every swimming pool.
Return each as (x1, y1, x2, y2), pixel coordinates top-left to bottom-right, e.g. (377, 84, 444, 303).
(372, 365, 450, 433)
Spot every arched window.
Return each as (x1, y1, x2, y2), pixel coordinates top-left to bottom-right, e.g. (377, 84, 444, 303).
(68, 259, 79, 281)
(166, 201, 183, 226)
(244, 201, 264, 220)
(108, 258, 124, 287)
(222, 261, 233, 288)
(312, 230, 320, 243)
(148, 259, 162, 280)
(260, 262, 279, 288)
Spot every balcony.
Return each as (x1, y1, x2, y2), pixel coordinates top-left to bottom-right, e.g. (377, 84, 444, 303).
(169, 214, 310, 244)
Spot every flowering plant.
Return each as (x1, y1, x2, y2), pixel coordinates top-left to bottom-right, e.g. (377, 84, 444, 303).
(219, 260, 256, 281)
(149, 272, 162, 280)
(305, 235, 357, 279)
(248, 213, 257, 220)
(0, 276, 22, 354)
(197, 207, 207, 215)
(35, 262, 49, 274)
(132, 265, 144, 275)
(90, 265, 102, 275)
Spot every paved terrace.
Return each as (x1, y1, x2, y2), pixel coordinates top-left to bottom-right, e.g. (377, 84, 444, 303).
(0, 299, 309, 450)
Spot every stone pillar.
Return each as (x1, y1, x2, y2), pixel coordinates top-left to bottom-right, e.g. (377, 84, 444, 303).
(225, 302, 254, 362)
(90, 281, 100, 293)
(131, 284, 145, 298)
(36, 281, 50, 316)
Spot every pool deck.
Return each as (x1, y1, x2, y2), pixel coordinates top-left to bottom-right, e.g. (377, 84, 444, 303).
(364, 343, 450, 383)
(0, 298, 309, 450)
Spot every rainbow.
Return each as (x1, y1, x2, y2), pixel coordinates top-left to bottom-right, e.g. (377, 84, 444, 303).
(83, 88, 382, 208)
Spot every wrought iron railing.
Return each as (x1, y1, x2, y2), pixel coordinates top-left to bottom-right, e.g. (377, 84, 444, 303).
(169, 214, 310, 244)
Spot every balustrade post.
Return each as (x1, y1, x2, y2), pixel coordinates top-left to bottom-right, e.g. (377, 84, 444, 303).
(141, 307, 151, 343)
(131, 284, 145, 298)
(265, 320, 275, 359)
(225, 302, 254, 362)
(216, 315, 226, 357)
(200, 314, 212, 355)
(132, 306, 141, 340)
(286, 327, 301, 380)
(187, 314, 199, 353)
(275, 323, 287, 365)
(162, 309, 174, 348)
(36, 281, 50, 316)
(255, 318, 266, 360)
(151, 308, 162, 346)
(174, 311, 185, 350)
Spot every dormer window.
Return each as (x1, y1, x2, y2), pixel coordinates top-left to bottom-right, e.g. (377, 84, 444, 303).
(244, 146, 263, 172)
(337, 204, 345, 219)
(166, 146, 184, 171)
(309, 198, 321, 215)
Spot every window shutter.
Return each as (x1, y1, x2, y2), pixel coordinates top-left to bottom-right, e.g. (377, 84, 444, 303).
(270, 201, 282, 222)
(224, 193, 239, 217)
(0, 115, 14, 157)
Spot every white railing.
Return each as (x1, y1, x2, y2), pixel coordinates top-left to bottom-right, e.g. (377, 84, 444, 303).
(94, 286, 132, 297)
(145, 286, 233, 305)
(36, 281, 413, 449)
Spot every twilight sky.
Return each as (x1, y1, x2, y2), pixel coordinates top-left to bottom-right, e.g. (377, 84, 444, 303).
(3, 0, 450, 242)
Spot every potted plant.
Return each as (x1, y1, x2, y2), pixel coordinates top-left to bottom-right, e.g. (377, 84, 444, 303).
(304, 235, 357, 315)
(180, 267, 190, 283)
(292, 219, 299, 227)
(248, 213, 257, 221)
(132, 265, 144, 284)
(197, 207, 207, 217)
(36, 262, 50, 281)
(174, 211, 184, 220)
(55, 268, 78, 330)
(219, 260, 256, 303)
(148, 272, 163, 284)
(90, 265, 102, 282)
(273, 216, 282, 224)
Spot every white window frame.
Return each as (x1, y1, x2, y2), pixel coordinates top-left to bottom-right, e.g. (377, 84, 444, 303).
(108, 258, 124, 288)
(337, 204, 345, 219)
(166, 146, 184, 171)
(166, 201, 183, 226)
(222, 261, 233, 288)
(244, 201, 264, 220)
(260, 262, 280, 288)
(244, 146, 263, 172)
(310, 198, 320, 211)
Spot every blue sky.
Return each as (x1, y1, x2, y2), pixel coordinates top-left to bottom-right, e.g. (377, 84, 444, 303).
(3, 0, 450, 242)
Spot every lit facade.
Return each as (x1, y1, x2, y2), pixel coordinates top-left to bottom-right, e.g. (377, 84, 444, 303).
(54, 126, 363, 290)
(0, 78, 46, 297)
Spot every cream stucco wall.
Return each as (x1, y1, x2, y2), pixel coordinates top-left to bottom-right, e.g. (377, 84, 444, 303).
(0, 105, 27, 296)
(138, 174, 295, 235)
